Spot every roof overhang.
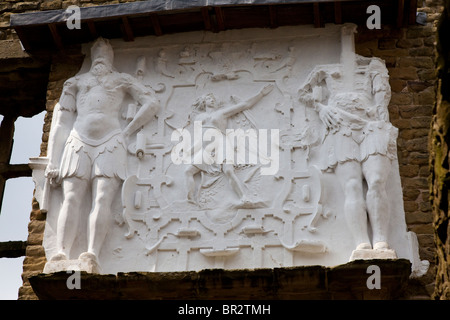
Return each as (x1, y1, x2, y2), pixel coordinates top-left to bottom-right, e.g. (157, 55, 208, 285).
(10, 0, 418, 52)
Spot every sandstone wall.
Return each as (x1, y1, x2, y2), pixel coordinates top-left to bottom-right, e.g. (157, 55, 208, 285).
(430, 0, 450, 300)
(0, 0, 443, 300)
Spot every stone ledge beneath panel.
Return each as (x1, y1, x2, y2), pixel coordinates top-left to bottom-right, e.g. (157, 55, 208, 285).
(29, 259, 412, 300)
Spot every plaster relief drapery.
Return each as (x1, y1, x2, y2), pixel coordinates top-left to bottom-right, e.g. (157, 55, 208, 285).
(29, 24, 429, 277)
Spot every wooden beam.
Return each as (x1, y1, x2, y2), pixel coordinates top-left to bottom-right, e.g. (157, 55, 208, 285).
(87, 21, 98, 40)
(13, 27, 32, 52)
(334, 2, 342, 24)
(201, 7, 212, 31)
(269, 5, 278, 29)
(121, 16, 134, 41)
(397, 0, 405, 28)
(0, 176, 5, 215)
(0, 115, 15, 164)
(150, 13, 163, 36)
(0, 164, 32, 180)
(0, 115, 15, 215)
(408, 0, 418, 25)
(48, 24, 63, 50)
(215, 7, 225, 31)
(0, 241, 27, 258)
(313, 3, 324, 28)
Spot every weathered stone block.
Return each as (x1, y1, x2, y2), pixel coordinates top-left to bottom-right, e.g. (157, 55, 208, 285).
(410, 118, 431, 129)
(389, 79, 407, 92)
(398, 56, 434, 69)
(409, 46, 435, 56)
(25, 244, 45, 257)
(397, 38, 424, 49)
(405, 137, 430, 152)
(400, 164, 420, 178)
(406, 26, 435, 39)
(403, 200, 419, 212)
(407, 211, 433, 225)
(0, 3, 13, 14)
(40, 0, 62, 11)
(399, 129, 430, 141)
(418, 69, 437, 81)
(388, 67, 418, 80)
(23, 256, 46, 271)
(12, 2, 39, 12)
(399, 104, 433, 118)
(414, 86, 436, 105)
(408, 152, 430, 165)
(407, 80, 433, 92)
(402, 187, 421, 201)
(391, 92, 414, 105)
(408, 223, 434, 234)
(378, 39, 397, 50)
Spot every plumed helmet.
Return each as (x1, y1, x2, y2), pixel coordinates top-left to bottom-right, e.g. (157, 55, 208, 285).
(91, 37, 114, 65)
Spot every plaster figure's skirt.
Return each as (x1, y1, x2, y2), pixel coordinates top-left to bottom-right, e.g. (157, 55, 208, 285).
(322, 120, 398, 170)
(59, 129, 127, 181)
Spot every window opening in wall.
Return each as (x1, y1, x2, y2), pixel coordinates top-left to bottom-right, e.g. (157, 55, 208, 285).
(0, 111, 45, 300)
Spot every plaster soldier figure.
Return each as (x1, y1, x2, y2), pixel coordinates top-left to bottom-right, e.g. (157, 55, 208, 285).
(299, 58, 398, 255)
(45, 38, 160, 269)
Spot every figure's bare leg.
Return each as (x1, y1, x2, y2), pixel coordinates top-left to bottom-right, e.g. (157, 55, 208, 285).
(185, 165, 201, 203)
(53, 177, 89, 260)
(335, 161, 371, 248)
(83, 176, 121, 259)
(362, 155, 391, 248)
(223, 164, 247, 201)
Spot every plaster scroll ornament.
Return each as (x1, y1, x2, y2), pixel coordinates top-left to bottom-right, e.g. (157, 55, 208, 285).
(42, 37, 160, 273)
(299, 56, 399, 260)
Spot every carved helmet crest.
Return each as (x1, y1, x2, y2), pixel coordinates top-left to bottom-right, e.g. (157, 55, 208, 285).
(91, 37, 114, 65)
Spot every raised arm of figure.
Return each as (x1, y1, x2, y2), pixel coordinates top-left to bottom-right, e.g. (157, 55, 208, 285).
(122, 76, 161, 138)
(220, 84, 274, 118)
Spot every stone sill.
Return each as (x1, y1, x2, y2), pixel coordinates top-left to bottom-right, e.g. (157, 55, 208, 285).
(28, 259, 412, 300)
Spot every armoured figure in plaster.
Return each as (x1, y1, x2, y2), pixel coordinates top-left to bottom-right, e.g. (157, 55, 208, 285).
(299, 56, 398, 258)
(184, 84, 274, 207)
(44, 38, 160, 271)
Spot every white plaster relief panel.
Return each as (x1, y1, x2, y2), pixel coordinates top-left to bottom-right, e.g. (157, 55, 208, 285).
(30, 24, 429, 277)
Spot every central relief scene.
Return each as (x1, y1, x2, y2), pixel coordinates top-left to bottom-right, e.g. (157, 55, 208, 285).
(36, 24, 428, 276)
